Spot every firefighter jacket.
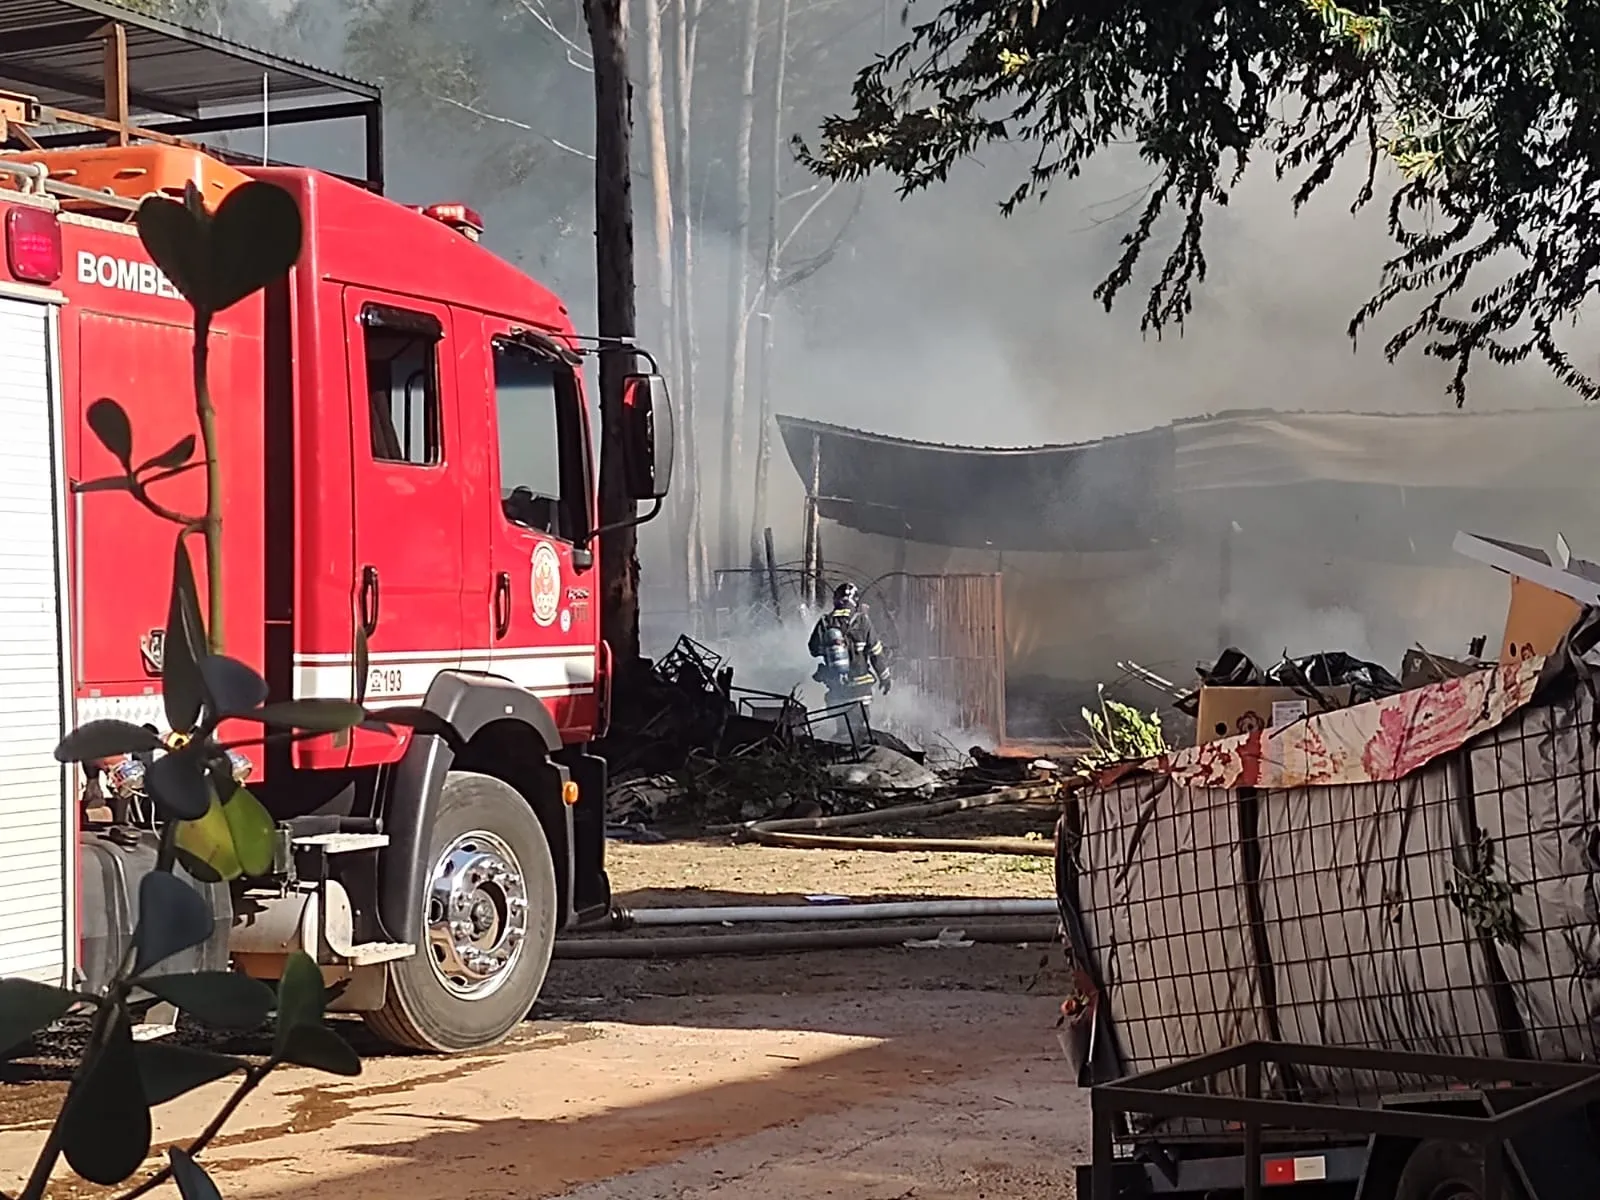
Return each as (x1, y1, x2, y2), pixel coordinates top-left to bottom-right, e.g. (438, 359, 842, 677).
(808, 605, 888, 688)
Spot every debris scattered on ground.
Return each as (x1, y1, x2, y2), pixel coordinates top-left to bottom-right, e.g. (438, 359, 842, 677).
(825, 744, 941, 796)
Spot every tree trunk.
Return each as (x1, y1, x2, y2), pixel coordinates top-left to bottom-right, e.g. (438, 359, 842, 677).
(670, 0, 707, 613)
(584, 0, 642, 671)
(747, 0, 790, 567)
(717, 0, 760, 572)
(641, 0, 673, 367)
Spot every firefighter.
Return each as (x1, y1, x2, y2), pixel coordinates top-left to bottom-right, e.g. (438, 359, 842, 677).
(808, 582, 891, 711)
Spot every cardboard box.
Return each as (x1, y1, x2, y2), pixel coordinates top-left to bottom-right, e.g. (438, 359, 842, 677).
(1501, 575, 1582, 665)
(1195, 685, 1353, 745)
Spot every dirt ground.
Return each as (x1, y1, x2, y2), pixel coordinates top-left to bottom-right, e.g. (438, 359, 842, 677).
(0, 810, 1087, 1200)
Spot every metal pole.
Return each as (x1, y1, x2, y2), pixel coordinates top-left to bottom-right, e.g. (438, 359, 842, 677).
(1243, 1057, 1262, 1200)
(102, 22, 128, 147)
(763, 526, 782, 622)
(1090, 1092, 1114, 1200)
(363, 100, 386, 194)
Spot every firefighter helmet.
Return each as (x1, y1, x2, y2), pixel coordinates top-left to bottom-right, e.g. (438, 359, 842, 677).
(832, 582, 859, 609)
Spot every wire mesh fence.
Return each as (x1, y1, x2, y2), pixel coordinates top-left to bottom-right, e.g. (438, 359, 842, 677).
(1060, 677, 1600, 1141)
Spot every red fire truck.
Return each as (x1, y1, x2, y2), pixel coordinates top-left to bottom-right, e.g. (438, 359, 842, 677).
(0, 141, 671, 1053)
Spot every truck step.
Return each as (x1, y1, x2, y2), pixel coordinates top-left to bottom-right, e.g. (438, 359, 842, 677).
(346, 941, 414, 966)
(291, 832, 390, 854)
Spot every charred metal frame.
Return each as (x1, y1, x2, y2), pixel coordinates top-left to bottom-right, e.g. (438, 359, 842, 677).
(1090, 1041, 1600, 1200)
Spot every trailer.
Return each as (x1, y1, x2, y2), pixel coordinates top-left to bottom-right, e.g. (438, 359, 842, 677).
(1057, 619, 1600, 1199)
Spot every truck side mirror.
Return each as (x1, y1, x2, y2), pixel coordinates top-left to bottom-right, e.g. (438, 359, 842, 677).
(621, 373, 674, 502)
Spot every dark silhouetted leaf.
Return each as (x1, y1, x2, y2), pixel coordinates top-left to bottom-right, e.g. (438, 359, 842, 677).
(61, 1013, 150, 1185)
(86, 398, 134, 468)
(146, 751, 213, 821)
(280, 1022, 360, 1077)
(0, 978, 78, 1056)
(55, 720, 162, 764)
(134, 1041, 244, 1106)
(135, 871, 215, 974)
(362, 707, 465, 753)
(209, 183, 304, 313)
(174, 846, 224, 885)
(137, 434, 197, 475)
(197, 654, 269, 716)
(249, 700, 364, 734)
(169, 1148, 223, 1200)
(164, 533, 207, 734)
(74, 475, 133, 494)
(133, 972, 274, 1031)
(354, 624, 370, 705)
(273, 952, 324, 1053)
(136, 195, 209, 311)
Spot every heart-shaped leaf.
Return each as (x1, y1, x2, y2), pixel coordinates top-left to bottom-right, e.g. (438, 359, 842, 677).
(221, 787, 276, 878)
(136, 195, 210, 311)
(250, 700, 365, 734)
(133, 971, 274, 1031)
(0, 978, 78, 1056)
(137, 434, 197, 475)
(174, 799, 242, 882)
(55, 720, 162, 764)
(134, 1041, 245, 1106)
(164, 533, 207, 734)
(273, 952, 325, 1053)
(146, 751, 213, 821)
(86, 398, 134, 468)
(209, 183, 304, 313)
(169, 1148, 223, 1200)
(198, 654, 269, 717)
(135, 871, 215, 974)
(61, 1013, 151, 1185)
(279, 1022, 360, 1077)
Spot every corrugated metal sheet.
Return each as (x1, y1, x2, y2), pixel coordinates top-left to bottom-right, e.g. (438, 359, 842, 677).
(0, 0, 376, 118)
(0, 297, 72, 984)
(883, 573, 1006, 740)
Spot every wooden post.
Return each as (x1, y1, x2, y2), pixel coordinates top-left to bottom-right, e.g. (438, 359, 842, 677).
(763, 526, 782, 622)
(583, 0, 642, 672)
(801, 431, 821, 603)
(103, 23, 129, 147)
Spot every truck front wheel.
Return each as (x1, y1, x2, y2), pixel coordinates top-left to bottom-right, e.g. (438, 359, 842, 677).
(1394, 1141, 1484, 1200)
(364, 770, 559, 1053)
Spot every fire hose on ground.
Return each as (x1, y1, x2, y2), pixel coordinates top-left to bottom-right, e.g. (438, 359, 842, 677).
(556, 783, 1065, 959)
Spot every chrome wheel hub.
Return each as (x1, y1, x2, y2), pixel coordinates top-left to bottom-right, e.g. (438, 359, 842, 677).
(425, 830, 528, 999)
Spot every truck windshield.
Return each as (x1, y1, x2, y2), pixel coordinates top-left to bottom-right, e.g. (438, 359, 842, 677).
(493, 346, 569, 538)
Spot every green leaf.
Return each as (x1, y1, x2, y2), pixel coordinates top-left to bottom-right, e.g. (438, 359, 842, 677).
(137, 434, 197, 475)
(250, 700, 365, 734)
(221, 787, 276, 878)
(273, 952, 325, 1053)
(133, 972, 275, 1031)
(169, 1148, 223, 1200)
(61, 1013, 151, 1185)
(174, 798, 243, 883)
(164, 532, 207, 735)
(146, 750, 213, 821)
(55, 719, 162, 763)
(136, 194, 210, 312)
(0, 978, 78, 1056)
(134, 871, 215, 974)
(208, 182, 304, 313)
(197, 654, 269, 717)
(279, 1022, 361, 1077)
(134, 1041, 245, 1106)
(86, 398, 134, 468)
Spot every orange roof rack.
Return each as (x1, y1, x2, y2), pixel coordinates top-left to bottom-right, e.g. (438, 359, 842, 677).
(0, 144, 251, 213)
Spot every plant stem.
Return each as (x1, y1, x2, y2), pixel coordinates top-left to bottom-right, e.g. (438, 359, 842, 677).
(116, 1065, 270, 1200)
(193, 313, 223, 654)
(18, 990, 125, 1200)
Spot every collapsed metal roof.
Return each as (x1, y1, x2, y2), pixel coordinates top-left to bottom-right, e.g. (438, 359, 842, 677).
(0, 0, 384, 188)
(777, 407, 1600, 563)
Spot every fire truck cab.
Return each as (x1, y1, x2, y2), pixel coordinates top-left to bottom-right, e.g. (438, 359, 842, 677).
(0, 143, 671, 1053)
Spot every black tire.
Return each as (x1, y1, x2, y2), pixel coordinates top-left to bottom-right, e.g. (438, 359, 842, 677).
(1394, 1141, 1486, 1200)
(363, 770, 558, 1053)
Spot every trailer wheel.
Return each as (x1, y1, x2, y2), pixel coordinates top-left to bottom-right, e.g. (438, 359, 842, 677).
(364, 770, 558, 1053)
(1394, 1141, 1485, 1200)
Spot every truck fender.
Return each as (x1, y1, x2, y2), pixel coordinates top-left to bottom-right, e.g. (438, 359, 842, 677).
(377, 669, 567, 946)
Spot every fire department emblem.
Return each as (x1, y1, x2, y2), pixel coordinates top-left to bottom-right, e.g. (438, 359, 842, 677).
(531, 541, 561, 628)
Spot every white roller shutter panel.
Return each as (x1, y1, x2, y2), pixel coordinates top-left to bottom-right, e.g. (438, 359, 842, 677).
(0, 295, 72, 985)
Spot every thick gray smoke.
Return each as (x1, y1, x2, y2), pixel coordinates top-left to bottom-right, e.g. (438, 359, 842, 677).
(193, 0, 1593, 721)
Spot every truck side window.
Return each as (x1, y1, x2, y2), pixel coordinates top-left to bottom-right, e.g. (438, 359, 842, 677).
(493, 343, 584, 540)
(365, 325, 442, 466)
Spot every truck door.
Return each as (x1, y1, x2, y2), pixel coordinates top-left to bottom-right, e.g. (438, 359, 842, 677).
(344, 291, 467, 713)
(480, 325, 598, 738)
